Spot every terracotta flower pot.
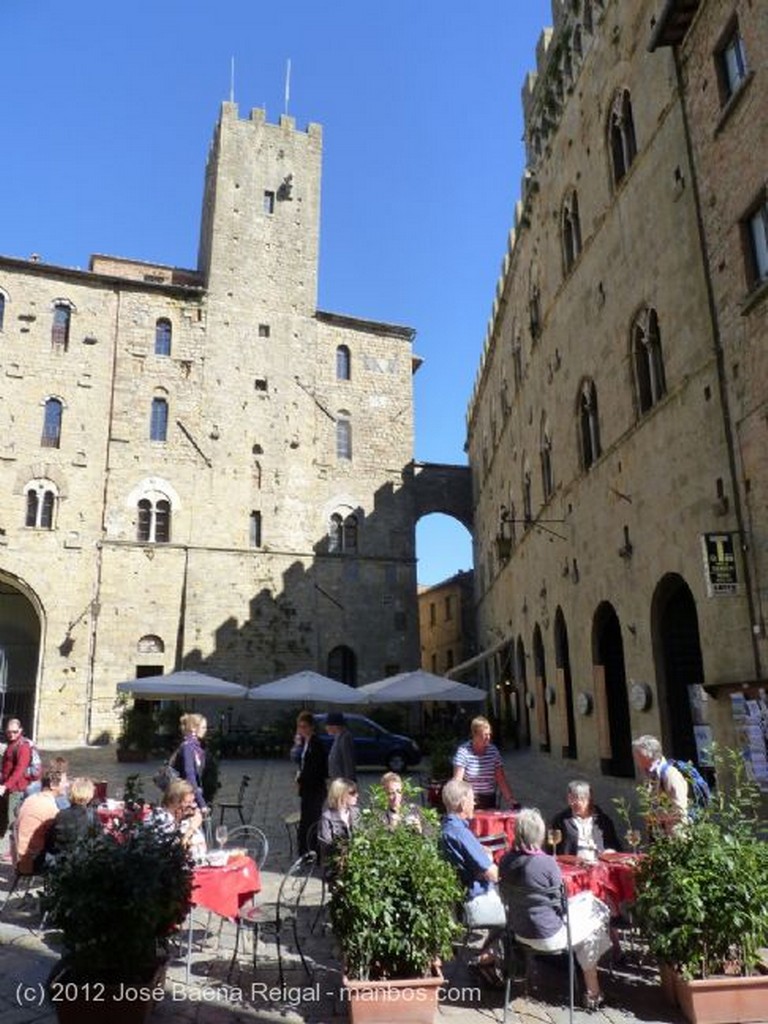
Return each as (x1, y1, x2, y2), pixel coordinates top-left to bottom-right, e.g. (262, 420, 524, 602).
(342, 967, 444, 1024)
(660, 966, 768, 1024)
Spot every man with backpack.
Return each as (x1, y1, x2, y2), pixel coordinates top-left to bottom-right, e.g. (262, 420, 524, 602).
(0, 718, 37, 843)
(632, 734, 689, 835)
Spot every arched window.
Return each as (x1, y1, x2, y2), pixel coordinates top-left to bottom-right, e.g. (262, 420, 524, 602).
(562, 189, 582, 273)
(155, 318, 172, 356)
(25, 480, 58, 529)
(540, 416, 554, 501)
(137, 495, 171, 543)
(609, 89, 637, 186)
(573, 24, 583, 57)
(633, 308, 666, 414)
(336, 345, 351, 381)
(583, 0, 593, 33)
(336, 416, 352, 460)
(579, 379, 601, 469)
(329, 511, 359, 553)
(51, 303, 71, 350)
(529, 281, 541, 341)
(41, 397, 63, 448)
(150, 397, 169, 442)
(328, 645, 357, 686)
(137, 635, 165, 654)
(0, 292, 5, 331)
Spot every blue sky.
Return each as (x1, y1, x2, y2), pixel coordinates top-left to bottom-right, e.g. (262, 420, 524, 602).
(2, 1, 551, 584)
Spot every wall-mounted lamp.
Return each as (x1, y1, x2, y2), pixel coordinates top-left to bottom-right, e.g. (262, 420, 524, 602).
(495, 505, 515, 563)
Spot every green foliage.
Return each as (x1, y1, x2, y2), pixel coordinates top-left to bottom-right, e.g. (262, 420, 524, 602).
(116, 697, 155, 754)
(633, 747, 768, 979)
(425, 729, 456, 782)
(122, 772, 145, 807)
(42, 821, 193, 982)
(330, 784, 462, 981)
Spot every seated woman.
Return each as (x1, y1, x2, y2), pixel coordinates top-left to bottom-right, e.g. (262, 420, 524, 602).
(549, 780, 622, 862)
(46, 777, 96, 860)
(440, 778, 506, 980)
(499, 807, 611, 1011)
(317, 777, 360, 876)
(380, 771, 422, 831)
(152, 779, 207, 863)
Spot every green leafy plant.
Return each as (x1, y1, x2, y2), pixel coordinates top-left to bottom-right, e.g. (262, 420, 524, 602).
(122, 772, 145, 808)
(329, 783, 462, 981)
(632, 747, 768, 979)
(42, 821, 193, 982)
(116, 696, 156, 756)
(425, 729, 456, 782)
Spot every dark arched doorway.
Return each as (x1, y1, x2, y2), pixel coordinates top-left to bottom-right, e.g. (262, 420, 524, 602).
(515, 636, 531, 747)
(0, 576, 42, 736)
(327, 645, 357, 686)
(554, 608, 577, 759)
(651, 574, 704, 765)
(592, 602, 633, 777)
(532, 624, 550, 752)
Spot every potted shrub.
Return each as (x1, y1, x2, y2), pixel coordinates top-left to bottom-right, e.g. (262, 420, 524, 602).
(116, 697, 156, 762)
(631, 747, 768, 1024)
(329, 783, 463, 1023)
(42, 819, 193, 1023)
(424, 729, 456, 808)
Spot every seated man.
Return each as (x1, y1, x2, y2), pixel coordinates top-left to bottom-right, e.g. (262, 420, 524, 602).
(14, 761, 69, 873)
(440, 778, 506, 981)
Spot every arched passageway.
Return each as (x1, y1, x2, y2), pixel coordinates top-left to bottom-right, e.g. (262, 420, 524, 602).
(554, 608, 577, 759)
(532, 624, 551, 752)
(592, 602, 633, 777)
(0, 576, 41, 735)
(516, 636, 531, 748)
(652, 573, 705, 765)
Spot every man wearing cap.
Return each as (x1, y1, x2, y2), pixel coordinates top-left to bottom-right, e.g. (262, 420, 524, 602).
(326, 712, 356, 782)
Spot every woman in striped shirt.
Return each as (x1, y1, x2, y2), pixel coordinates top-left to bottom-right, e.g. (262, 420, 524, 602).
(452, 716, 515, 810)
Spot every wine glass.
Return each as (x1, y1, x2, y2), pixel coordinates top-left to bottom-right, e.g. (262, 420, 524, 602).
(547, 827, 563, 855)
(215, 824, 228, 850)
(625, 828, 641, 853)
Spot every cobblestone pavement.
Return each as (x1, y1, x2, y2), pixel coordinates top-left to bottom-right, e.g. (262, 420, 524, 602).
(0, 744, 691, 1024)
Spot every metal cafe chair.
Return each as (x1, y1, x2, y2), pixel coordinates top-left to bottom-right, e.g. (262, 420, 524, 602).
(216, 773, 251, 826)
(225, 825, 269, 869)
(229, 851, 317, 988)
(502, 882, 575, 1024)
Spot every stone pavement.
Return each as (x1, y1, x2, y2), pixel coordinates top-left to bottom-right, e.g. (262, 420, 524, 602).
(0, 745, 689, 1024)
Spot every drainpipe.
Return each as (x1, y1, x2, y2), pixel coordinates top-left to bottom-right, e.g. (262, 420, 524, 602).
(84, 288, 122, 742)
(672, 49, 763, 680)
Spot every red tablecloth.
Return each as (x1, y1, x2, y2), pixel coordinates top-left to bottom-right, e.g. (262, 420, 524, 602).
(192, 855, 261, 918)
(558, 853, 642, 910)
(469, 810, 518, 849)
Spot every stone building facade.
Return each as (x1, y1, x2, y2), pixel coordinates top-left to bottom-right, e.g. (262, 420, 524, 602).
(0, 104, 421, 744)
(464, 0, 767, 780)
(418, 571, 477, 678)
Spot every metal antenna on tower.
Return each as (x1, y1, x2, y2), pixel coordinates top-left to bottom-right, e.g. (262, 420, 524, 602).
(230, 56, 235, 103)
(284, 58, 291, 115)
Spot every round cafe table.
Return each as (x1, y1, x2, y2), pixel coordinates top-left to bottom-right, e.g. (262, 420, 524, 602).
(557, 852, 642, 911)
(191, 854, 261, 918)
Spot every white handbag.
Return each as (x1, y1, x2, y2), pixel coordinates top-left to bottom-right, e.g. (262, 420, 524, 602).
(463, 887, 507, 928)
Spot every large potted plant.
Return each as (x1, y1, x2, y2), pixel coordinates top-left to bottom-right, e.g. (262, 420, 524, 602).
(329, 784, 462, 1023)
(42, 819, 193, 1023)
(631, 747, 768, 1024)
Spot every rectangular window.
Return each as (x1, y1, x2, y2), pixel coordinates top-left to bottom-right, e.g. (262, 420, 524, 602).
(254, 378, 268, 392)
(249, 510, 262, 547)
(431, 654, 438, 673)
(263, 191, 275, 214)
(258, 324, 270, 338)
(745, 198, 768, 288)
(52, 305, 70, 350)
(429, 602, 436, 627)
(444, 595, 453, 621)
(717, 24, 748, 102)
(150, 398, 168, 442)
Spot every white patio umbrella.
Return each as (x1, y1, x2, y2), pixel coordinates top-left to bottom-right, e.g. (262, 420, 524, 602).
(246, 670, 362, 705)
(115, 670, 248, 700)
(356, 670, 487, 704)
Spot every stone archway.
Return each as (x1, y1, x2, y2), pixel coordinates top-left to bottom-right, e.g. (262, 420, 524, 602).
(651, 573, 704, 765)
(406, 462, 473, 530)
(0, 574, 42, 737)
(532, 624, 551, 752)
(592, 602, 633, 777)
(554, 607, 578, 759)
